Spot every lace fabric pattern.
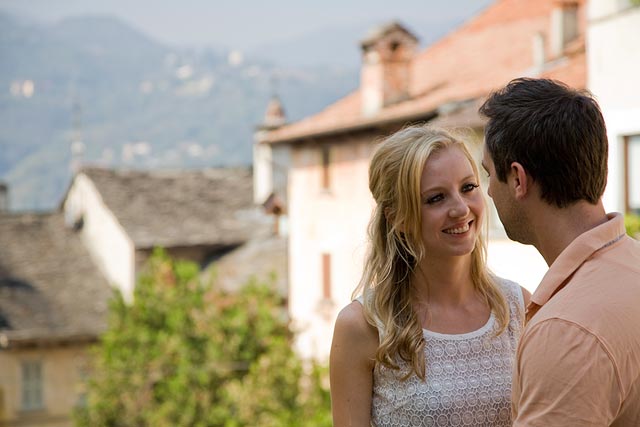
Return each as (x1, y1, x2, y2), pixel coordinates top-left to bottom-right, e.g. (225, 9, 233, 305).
(370, 278, 525, 427)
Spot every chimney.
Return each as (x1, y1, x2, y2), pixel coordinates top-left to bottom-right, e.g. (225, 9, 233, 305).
(262, 95, 286, 130)
(253, 95, 288, 205)
(360, 22, 418, 117)
(0, 183, 8, 212)
(551, 1, 579, 58)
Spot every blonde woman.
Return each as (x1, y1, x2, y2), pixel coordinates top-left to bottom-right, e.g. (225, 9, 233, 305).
(330, 126, 530, 427)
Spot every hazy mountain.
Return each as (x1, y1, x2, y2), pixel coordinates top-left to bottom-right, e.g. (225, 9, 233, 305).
(0, 12, 359, 210)
(247, 16, 470, 68)
(248, 22, 370, 68)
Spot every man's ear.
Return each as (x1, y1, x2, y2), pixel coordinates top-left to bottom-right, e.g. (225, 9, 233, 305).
(508, 162, 530, 200)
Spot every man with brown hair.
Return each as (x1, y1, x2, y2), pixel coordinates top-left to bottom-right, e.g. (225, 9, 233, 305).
(480, 77, 640, 425)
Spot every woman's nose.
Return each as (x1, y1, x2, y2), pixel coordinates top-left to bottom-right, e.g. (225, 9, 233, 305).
(449, 195, 470, 217)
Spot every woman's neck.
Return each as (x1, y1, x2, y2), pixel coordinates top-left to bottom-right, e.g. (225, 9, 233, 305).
(412, 254, 476, 306)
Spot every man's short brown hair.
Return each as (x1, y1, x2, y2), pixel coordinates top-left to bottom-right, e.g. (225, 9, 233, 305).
(479, 78, 608, 208)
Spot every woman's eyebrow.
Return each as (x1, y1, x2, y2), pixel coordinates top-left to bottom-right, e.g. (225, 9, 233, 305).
(420, 175, 476, 195)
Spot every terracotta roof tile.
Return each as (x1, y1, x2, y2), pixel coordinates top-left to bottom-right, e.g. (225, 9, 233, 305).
(265, 0, 586, 144)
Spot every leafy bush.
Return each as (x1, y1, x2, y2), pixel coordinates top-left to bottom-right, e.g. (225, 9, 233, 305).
(625, 213, 640, 239)
(75, 248, 331, 427)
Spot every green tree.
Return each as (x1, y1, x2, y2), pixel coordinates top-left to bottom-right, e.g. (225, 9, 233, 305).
(625, 213, 640, 239)
(75, 249, 331, 427)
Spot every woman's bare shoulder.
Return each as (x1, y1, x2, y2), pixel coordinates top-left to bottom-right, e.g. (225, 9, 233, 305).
(330, 302, 378, 426)
(333, 301, 379, 352)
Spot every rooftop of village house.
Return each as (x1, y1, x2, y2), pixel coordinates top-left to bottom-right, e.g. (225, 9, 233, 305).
(0, 212, 112, 347)
(1, 165, 284, 347)
(71, 166, 257, 249)
(262, 0, 586, 144)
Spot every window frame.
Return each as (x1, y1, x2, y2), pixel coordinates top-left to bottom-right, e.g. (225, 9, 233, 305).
(321, 145, 331, 191)
(21, 360, 44, 412)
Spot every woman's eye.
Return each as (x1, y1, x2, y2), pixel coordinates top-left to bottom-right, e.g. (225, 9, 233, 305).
(462, 183, 479, 192)
(426, 194, 444, 204)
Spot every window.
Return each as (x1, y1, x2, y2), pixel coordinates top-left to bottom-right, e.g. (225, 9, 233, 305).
(322, 253, 331, 300)
(21, 361, 43, 411)
(321, 145, 331, 190)
(625, 135, 640, 214)
(75, 359, 89, 409)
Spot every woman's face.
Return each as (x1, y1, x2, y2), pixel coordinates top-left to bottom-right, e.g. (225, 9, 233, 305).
(418, 146, 484, 259)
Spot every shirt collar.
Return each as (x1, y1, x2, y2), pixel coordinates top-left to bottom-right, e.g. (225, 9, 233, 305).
(528, 212, 626, 313)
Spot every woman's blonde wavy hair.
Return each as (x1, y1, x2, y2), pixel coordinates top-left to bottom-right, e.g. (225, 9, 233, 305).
(353, 125, 509, 381)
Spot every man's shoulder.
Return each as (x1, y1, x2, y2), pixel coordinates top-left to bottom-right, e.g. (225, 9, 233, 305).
(530, 263, 640, 337)
(524, 315, 598, 341)
(525, 262, 640, 381)
(565, 234, 640, 300)
(599, 234, 640, 271)
(514, 316, 627, 425)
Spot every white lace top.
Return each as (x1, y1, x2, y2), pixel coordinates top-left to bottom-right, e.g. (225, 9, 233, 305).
(363, 278, 524, 427)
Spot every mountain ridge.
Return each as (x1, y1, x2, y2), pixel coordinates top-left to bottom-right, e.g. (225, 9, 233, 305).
(0, 12, 359, 211)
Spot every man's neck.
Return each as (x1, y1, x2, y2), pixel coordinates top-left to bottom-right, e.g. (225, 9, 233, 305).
(530, 200, 608, 266)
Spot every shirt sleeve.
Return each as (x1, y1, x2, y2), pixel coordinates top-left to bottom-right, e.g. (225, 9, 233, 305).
(512, 318, 622, 426)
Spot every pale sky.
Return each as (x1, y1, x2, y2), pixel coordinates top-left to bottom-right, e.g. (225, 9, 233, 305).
(0, 0, 493, 50)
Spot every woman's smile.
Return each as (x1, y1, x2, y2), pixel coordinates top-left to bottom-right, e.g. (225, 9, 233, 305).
(443, 219, 474, 235)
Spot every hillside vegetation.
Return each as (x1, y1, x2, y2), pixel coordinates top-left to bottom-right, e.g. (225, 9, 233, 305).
(0, 12, 358, 210)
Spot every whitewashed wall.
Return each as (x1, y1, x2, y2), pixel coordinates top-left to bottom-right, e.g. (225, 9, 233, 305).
(63, 174, 135, 301)
(253, 142, 273, 205)
(588, 0, 640, 212)
(288, 139, 374, 360)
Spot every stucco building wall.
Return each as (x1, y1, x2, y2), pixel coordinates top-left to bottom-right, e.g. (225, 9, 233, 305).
(588, 0, 640, 213)
(63, 174, 135, 301)
(288, 137, 375, 359)
(0, 344, 90, 427)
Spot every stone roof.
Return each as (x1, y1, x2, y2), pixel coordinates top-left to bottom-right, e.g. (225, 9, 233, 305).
(207, 232, 288, 298)
(79, 167, 255, 249)
(0, 212, 112, 347)
(263, 0, 587, 144)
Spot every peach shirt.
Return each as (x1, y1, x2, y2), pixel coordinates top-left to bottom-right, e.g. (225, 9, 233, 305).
(512, 213, 640, 426)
